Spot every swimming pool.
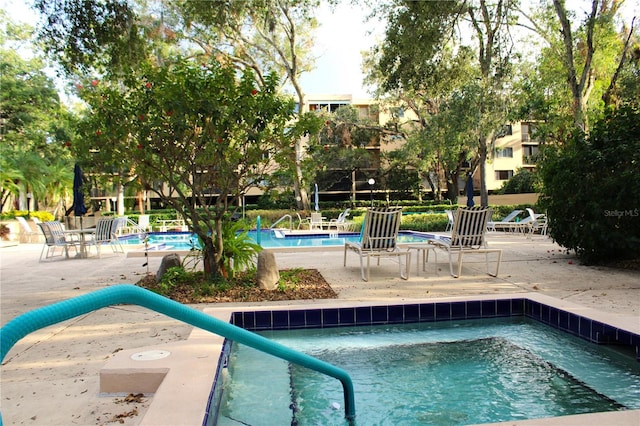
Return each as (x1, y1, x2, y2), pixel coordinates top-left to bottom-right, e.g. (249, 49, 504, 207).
(205, 298, 640, 425)
(118, 232, 201, 251)
(120, 230, 431, 251)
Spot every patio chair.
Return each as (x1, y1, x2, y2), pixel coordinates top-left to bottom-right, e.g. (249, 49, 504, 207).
(137, 214, 152, 232)
(488, 209, 523, 232)
(110, 217, 127, 251)
(296, 213, 311, 230)
(310, 212, 324, 230)
(344, 207, 410, 281)
(86, 217, 124, 257)
(427, 207, 502, 278)
(37, 221, 79, 261)
(521, 208, 547, 238)
(16, 216, 40, 243)
(531, 210, 548, 236)
(444, 209, 455, 232)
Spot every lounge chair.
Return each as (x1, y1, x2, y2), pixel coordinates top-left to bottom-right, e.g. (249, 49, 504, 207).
(426, 207, 502, 278)
(37, 221, 79, 261)
(488, 209, 523, 232)
(16, 216, 40, 243)
(344, 207, 410, 281)
(327, 208, 353, 231)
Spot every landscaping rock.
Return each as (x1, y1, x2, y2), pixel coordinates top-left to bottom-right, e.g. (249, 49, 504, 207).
(156, 253, 181, 283)
(256, 250, 279, 290)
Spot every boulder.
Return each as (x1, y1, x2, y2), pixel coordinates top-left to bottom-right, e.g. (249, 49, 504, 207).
(156, 253, 181, 283)
(256, 250, 280, 290)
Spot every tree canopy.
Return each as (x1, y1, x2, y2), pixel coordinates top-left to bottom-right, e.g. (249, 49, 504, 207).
(34, 0, 324, 210)
(73, 57, 318, 278)
(0, 11, 75, 215)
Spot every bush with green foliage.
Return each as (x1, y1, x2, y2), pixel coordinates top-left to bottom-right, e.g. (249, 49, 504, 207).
(219, 221, 262, 279)
(497, 169, 541, 194)
(400, 213, 449, 232)
(538, 105, 640, 264)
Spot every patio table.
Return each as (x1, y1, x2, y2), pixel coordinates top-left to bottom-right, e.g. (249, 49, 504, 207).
(406, 243, 438, 276)
(64, 228, 95, 258)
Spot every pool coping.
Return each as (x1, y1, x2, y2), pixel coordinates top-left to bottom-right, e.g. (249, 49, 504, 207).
(100, 292, 640, 426)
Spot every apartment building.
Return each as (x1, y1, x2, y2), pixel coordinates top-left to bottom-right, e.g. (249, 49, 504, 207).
(305, 94, 540, 198)
(482, 122, 540, 191)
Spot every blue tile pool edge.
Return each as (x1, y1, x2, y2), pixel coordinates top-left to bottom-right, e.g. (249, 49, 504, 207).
(202, 297, 640, 425)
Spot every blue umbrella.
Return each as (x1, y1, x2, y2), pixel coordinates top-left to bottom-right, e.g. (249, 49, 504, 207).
(465, 174, 475, 207)
(73, 164, 88, 225)
(314, 183, 319, 211)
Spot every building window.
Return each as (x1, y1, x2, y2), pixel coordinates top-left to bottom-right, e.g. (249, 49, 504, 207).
(495, 170, 514, 180)
(521, 122, 538, 142)
(495, 147, 513, 158)
(522, 145, 539, 164)
(309, 102, 350, 113)
(496, 124, 512, 137)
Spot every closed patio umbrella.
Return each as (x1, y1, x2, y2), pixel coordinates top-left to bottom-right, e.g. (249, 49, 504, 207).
(314, 183, 319, 212)
(73, 164, 88, 228)
(465, 174, 475, 207)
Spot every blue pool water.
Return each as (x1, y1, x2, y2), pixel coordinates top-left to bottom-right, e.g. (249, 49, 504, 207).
(118, 232, 201, 251)
(246, 229, 430, 248)
(217, 317, 640, 425)
(119, 230, 431, 250)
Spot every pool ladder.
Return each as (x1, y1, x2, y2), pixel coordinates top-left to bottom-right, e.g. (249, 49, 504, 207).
(0, 285, 356, 424)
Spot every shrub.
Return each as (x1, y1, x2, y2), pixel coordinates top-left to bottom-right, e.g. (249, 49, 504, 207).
(400, 213, 449, 232)
(220, 220, 262, 279)
(497, 169, 541, 194)
(538, 105, 640, 264)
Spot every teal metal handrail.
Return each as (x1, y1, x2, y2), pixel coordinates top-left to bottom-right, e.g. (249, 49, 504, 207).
(0, 285, 356, 423)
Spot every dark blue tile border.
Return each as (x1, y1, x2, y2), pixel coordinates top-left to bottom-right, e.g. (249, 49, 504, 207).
(228, 298, 639, 362)
(203, 339, 232, 426)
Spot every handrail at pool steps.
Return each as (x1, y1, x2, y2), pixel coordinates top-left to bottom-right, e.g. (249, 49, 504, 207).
(270, 213, 292, 230)
(0, 285, 357, 424)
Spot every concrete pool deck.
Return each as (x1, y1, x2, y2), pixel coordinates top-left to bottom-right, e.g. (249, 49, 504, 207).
(1, 233, 639, 425)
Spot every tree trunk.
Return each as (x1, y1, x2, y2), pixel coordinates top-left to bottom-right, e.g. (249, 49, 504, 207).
(137, 191, 145, 214)
(478, 135, 489, 207)
(291, 85, 310, 211)
(294, 144, 310, 211)
(445, 171, 459, 203)
(425, 172, 438, 202)
(117, 183, 125, 216)
(553, 0, 598, 132)
(201, 221, 225, 280)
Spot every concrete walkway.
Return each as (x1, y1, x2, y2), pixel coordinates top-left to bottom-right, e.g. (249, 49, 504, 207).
(1, 234, 639, 425)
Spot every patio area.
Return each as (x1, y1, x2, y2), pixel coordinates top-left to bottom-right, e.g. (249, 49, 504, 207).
(1, 234, 639, 425)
